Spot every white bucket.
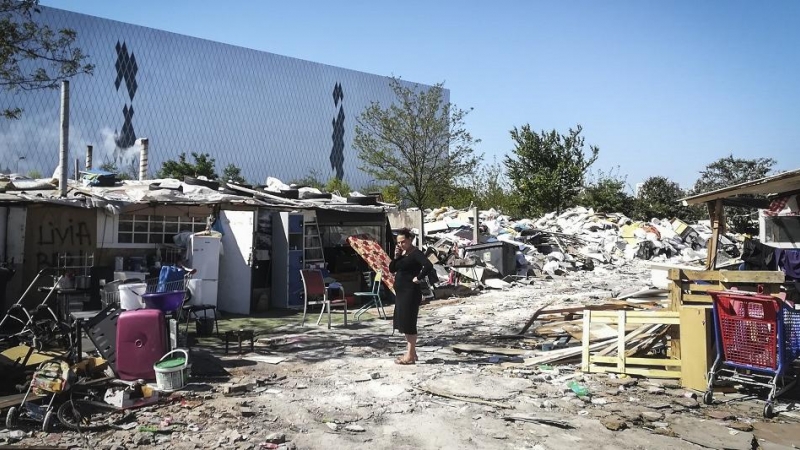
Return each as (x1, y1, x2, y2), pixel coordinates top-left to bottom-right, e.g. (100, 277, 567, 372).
(154, 349, 190, 391)
(118, 283, 146, 310)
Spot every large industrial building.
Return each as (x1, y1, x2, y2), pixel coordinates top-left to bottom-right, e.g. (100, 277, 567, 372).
(0, 6, 444, 187)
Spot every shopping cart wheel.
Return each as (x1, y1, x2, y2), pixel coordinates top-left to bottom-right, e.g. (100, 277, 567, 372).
(42, 410, 55, 432)
(702, 391, 713, 405)
(764, 403, 774, 419)
(5, 406, 19, 429)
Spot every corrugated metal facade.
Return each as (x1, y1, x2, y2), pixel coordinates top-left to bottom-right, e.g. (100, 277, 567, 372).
(0, 6, 445, 188)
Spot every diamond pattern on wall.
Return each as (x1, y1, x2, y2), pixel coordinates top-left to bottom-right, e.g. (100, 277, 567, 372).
(0, 7, 448, 187)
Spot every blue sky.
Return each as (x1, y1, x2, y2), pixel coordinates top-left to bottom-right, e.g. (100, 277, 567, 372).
(43, 0, 800, 190)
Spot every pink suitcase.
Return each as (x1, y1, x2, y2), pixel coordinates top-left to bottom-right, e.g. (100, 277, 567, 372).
(116, 309, 166, 380)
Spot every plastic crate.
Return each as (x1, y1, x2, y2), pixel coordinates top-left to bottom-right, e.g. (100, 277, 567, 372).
(712, 291, 800, 371)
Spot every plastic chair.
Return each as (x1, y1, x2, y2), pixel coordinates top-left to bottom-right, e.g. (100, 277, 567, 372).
(301, 269, 347, 329)
(354, 272, 387, 321)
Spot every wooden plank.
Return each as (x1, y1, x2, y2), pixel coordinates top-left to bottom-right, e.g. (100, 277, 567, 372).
(451, 344, 528, 356)
(682, 294, 713, 304)
(680, 269, 721, 281)
(617, 310, 626, 373)
(589, 316, 680, 325)
(718, 270, 785, 284)
(527, 339, 612, 366)
(596, 325, 655, 357)
(685, 283, 723, 293)
(588, 310, 679, 319)
(706, 200, 722, 270)
(581, 310, 591, 372)
(588, 364, 680, 379)
(680, 305, 714, 391)
(590, 356, 682, 367)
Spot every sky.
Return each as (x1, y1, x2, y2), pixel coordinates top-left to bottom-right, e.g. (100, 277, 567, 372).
(42, 0, 800, 190)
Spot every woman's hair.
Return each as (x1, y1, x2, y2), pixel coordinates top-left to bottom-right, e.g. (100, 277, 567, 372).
(397, 227, 414, 240)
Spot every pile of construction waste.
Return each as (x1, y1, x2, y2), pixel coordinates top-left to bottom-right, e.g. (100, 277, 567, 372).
(423, 206, 742, 282)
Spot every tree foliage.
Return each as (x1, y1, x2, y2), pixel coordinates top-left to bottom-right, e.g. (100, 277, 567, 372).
(691, 155, 777, 233)
(1, 0, 94, 119)
(221, 163, 247, 184)
(440, 161, 521, 216)
(634, 176, 699, 221)
(577, 168, 634, 217)
(98, 161, 132, 180)
(693, 155, 776, 194)
(156, 152, 218, 180)
(354, 77, 481, 210)
(505, 124, 599, 216)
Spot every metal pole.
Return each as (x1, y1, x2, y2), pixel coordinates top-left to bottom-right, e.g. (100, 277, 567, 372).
(137, 137, 149, 181)
(85, 145, 93, 170)
(59, 81, 70, 197)
(472, 207, 479, 244)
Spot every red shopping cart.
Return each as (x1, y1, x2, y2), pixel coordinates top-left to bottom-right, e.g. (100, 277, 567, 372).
(703, 290, 800, 418)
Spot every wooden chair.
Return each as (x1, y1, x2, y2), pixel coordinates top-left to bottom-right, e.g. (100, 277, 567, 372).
(300, 269, 347, 329)
(354, 271, 387, 321)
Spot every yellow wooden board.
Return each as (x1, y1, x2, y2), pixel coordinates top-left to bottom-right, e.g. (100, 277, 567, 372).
(0, 345, 63, 367)
(679, 305, 714, 391)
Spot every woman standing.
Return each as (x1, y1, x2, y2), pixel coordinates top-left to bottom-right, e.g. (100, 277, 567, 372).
(389, 228, 433, 365)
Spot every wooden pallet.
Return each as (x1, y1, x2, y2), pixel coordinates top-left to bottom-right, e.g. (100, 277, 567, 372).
(668, 269, 784, 306)
(581, 310, 681, 379)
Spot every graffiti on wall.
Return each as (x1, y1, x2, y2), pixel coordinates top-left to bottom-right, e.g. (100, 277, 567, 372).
(29, 216, 94, 270)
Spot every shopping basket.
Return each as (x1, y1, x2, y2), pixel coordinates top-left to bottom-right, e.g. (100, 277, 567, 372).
(704, 290, 800, 418)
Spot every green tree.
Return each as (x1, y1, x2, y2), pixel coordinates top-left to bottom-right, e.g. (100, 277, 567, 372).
(634, 176, 698, 221)
(361, 181, 402, 205)
(324, 176, 351, 196)
(691, 155, 777, 233)
(441, 161, 521, 216)
(98, 161, 132, 180)
(1, 0, 94, 119)
(577, 168, 634, 216)
(290, 169, 325, 190)
(354, 77, 481, 210)
(156, 152, 217, 180)
(505, 124, 599, 216)
(26, 169, 41, 179)
(221, 163, 247, 184)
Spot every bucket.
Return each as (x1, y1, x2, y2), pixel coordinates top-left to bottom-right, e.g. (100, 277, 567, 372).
(154, 349, 190, 391)
(195, 317, 214, 336)
(118, 283, 146, 310)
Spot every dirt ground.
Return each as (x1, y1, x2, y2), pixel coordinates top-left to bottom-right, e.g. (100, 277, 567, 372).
(3, 260, 800, 449)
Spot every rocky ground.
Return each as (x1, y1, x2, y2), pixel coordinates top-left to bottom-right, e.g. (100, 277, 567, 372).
(2, 260, 800, 449)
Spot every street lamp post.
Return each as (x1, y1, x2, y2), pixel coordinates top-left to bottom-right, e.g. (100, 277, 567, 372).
(16, 156, 25, 174)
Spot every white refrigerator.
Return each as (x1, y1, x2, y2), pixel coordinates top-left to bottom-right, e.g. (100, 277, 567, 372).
(187, 235, 221, 307)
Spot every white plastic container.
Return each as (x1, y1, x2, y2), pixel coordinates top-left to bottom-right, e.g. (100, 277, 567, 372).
(154, 349, 190, 391)
(118, 283, 146, 310)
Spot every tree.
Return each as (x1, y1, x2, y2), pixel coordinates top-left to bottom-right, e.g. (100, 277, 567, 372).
(1, 0, 94, 119)
(324, 176, 350, 196)
(693, 155, 776, 194)
(156, 152, 217, 180)
(221, 163, 247, 184)
(354, 77, 481, 210)
(577, 168, 634, 217)
(692, 155, 777, 233)
(634, 176, 699, 221)
(440, 160, 521, 216)
(98, 161, 132, 180)
(504, 124, 599, 216)
(290, 169, 325, 190)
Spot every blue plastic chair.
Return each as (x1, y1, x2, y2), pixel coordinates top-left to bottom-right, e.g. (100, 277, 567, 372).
(354, 272, 387, 321)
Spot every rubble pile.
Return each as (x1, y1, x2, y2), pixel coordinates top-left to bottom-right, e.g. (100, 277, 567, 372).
(423, 206, 743, 281)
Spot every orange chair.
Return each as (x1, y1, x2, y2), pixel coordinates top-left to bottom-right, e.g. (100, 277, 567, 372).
(300, 269, 348, 329)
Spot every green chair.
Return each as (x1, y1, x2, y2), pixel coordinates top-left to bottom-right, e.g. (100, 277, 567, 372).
(354, 271, 387, 321)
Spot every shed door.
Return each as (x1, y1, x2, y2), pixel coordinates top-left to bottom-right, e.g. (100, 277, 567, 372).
(218, 210, 254, 315)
